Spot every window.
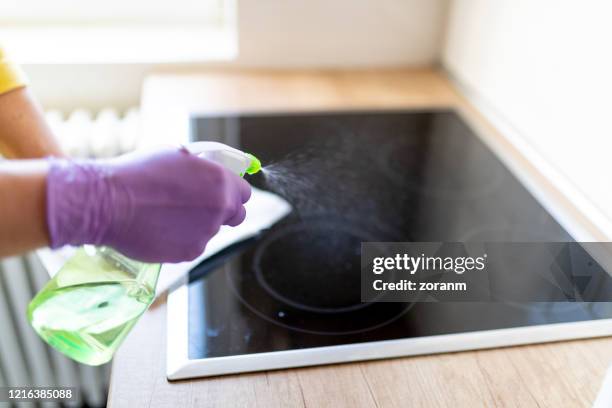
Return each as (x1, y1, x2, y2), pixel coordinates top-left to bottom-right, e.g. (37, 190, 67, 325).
(0, 0, 236, 63)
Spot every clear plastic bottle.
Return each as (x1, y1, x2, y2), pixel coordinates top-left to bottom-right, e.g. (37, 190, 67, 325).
(27, 143, 261, 365)
(28, 247, 160, 365)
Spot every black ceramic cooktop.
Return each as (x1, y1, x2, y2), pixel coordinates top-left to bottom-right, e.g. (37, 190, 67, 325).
(186, 110, 612, 360)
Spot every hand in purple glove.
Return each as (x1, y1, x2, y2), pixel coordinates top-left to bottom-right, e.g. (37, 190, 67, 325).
(46, 147, 251, 263)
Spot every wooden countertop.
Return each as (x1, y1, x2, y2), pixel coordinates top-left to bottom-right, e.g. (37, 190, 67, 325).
(108, 68, 612, 407)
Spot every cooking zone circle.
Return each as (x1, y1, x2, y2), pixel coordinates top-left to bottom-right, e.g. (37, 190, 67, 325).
(226, 219, 415, 335)
(459, 224, 584, 313)
(254, 221, 382, 314)
(375, 135, 505, 200)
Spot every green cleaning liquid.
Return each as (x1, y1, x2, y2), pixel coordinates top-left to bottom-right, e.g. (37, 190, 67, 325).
(27, 247, 160, 366)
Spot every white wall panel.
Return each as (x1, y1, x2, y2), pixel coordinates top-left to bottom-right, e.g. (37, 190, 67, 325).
(443, 0, 612, 224)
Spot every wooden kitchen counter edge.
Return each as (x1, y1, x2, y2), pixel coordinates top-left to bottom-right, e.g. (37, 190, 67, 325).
(108, 68, 611, 408)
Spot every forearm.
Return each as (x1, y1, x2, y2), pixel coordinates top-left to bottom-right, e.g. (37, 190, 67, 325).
(0, 161, 50, 257)
(0, 87, 63, 159)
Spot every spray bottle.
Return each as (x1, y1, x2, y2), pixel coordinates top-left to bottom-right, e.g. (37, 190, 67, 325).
(27, 142, 261, 366)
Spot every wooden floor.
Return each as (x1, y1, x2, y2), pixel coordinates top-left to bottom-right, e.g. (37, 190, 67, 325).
(108, 68, 612, 407)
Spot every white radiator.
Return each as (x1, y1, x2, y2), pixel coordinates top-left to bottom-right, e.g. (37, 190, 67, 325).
(45, 107, 142, 158)
(0, 108, 142, 407)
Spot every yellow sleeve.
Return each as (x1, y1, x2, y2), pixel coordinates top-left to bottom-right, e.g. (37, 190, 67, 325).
(0, 46, 28, 95)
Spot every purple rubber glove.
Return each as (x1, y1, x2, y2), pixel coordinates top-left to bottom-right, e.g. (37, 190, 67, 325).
(46, 147, 251, 263)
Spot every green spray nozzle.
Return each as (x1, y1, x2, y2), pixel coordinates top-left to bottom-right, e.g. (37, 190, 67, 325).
(186, 141, 262, 177)
(245, 153, 262, 175)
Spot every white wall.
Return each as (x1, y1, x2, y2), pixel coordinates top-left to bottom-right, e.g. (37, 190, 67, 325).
(443, 0, 612, 224)
(22, 0, 448, 112)
(22, 64, 151, 112)
(236, 0, 446, 68)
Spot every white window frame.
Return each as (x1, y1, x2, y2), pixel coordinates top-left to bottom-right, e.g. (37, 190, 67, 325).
(0, 0, 237, 64)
